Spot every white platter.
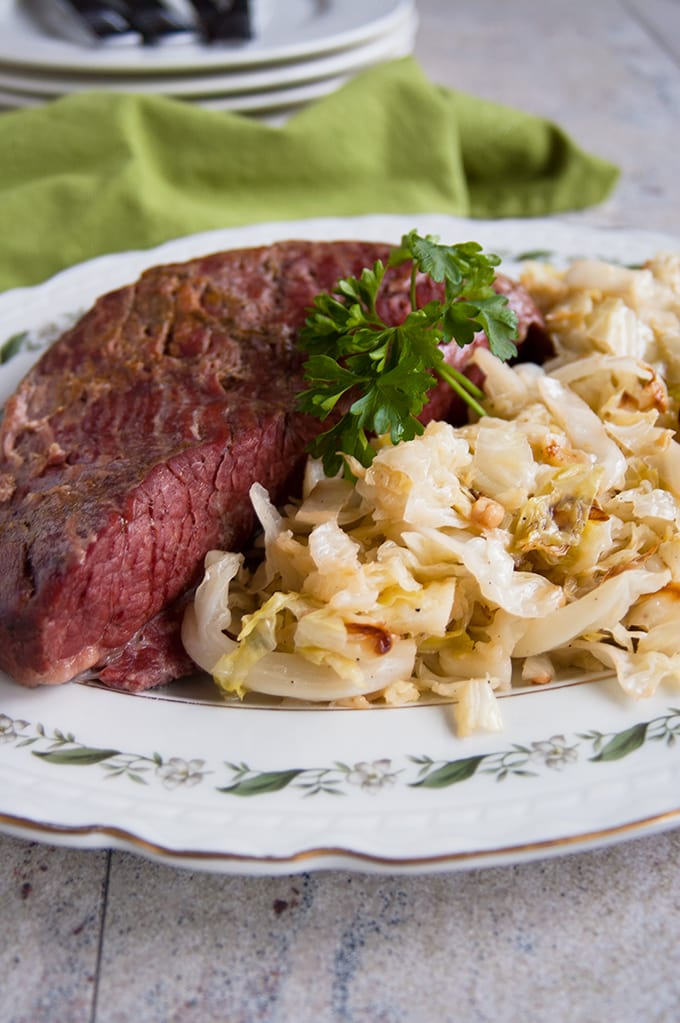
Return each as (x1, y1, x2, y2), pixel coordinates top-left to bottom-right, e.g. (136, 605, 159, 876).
(0, 0, 414, 74)
(1, 213, 680, 875)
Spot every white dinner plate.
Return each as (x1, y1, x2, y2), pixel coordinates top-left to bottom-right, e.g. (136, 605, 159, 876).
(0, 12, 416, 114)
(0, 0, 414, 74)
(1, 213, 680, 875)
(0, 10, 416, 98)
(0, 78, 362, 115)
(0, 72, 359, 115)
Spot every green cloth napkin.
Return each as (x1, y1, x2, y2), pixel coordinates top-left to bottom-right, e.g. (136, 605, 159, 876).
(0, 57, 618, 292)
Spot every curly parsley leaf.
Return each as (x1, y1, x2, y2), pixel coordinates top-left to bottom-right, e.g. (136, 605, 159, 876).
(296, 231, 519, 476)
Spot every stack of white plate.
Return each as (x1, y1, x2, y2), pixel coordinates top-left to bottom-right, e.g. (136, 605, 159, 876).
(0, 0, 418, 117)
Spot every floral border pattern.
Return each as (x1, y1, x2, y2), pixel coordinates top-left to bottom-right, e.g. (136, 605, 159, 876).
(1, 708, 679, 797)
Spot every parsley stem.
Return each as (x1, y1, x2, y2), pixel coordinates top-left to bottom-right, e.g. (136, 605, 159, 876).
(409, 263, 418, 313)
(436, 362, 486, 418)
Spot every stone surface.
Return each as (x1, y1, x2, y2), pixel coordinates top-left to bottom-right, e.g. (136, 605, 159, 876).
(0, 834, 107, 1023)
(82, 830, 680, 1022)
(414, 0, 680, 235)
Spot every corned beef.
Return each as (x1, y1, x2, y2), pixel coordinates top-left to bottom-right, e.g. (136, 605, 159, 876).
(0, 240, 548, 690)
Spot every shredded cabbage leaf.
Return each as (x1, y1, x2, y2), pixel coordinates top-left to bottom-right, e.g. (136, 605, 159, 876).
(182, 250, 680, 736)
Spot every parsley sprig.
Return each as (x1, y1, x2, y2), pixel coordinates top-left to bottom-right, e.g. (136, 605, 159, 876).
(296, 230, 519, 476)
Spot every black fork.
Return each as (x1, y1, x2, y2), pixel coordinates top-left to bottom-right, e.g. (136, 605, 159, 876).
(26, 0, 253, 45)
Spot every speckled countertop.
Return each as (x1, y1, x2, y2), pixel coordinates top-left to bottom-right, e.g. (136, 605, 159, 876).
(3, 2, 680, 1021)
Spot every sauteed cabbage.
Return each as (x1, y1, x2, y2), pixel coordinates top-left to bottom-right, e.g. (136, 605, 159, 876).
(182, 251, 680, 736)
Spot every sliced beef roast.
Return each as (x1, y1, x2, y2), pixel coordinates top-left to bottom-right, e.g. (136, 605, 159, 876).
(0, 240, 547, 690)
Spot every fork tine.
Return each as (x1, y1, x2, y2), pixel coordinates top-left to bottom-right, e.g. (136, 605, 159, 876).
(188, 0, 252, 43)
(116, 0, 195, 45)
(24, 0, 136, 44)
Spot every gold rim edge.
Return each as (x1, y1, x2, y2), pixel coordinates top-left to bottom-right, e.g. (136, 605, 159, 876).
(1, 806, 679, 871)
(77, 670, 610, 710)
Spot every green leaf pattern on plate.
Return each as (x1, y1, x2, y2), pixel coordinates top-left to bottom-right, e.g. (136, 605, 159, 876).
(1, 312, 80, 365)
(0, 331, 31, 364)
(2, 708, 680, 797)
